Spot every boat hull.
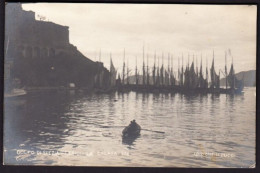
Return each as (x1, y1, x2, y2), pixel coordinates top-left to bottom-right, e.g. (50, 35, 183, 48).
(122, 123, 141, 137)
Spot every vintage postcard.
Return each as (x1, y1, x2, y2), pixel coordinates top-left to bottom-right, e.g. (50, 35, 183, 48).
(3, 3, 256, 167)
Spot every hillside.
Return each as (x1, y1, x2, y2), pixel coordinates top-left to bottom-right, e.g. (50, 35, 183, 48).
(220, 70, 256, 87)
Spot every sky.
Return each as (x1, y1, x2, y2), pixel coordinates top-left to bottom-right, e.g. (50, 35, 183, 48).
(22, 3, 257, 76)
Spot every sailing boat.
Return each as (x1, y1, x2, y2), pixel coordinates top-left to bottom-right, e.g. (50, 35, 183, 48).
(199, 56, 205, 88)
(122, 49, 126, 85)
(156, 56, 160, 86)
(135, 56, 139, 85)
(180, 54, 184, 86)
(146, 53, 149, 85)
(170, 55, 175, 86)
(226, 49, 244, 93)
(127, 57, 130, 85)
(152, 52, 156, 85)
(227, 62, 244, 93)
(142, 46, 146, 85)
(160, 53, 164, 86)
(109, 54, 117, 87)
(210, 51, 220, 89)
(189, 60, 198, 89)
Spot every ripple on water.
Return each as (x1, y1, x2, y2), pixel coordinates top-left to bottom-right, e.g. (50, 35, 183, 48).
(4, 88, 256, 167)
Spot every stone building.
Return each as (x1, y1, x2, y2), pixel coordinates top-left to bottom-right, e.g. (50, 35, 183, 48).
(5, 3, 110, 89)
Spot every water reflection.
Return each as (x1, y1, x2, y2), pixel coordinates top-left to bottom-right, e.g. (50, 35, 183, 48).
(122, 135, 140, 146)
(3, 88, 256, 167)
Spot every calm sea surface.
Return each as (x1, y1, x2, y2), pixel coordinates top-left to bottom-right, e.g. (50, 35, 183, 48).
(4, 87, 256, 167)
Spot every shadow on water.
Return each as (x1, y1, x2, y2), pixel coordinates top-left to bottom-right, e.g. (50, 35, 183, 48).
(122, 135, 140, 147)
(4, 90, 81, 163)
(3, 88, 255, 166)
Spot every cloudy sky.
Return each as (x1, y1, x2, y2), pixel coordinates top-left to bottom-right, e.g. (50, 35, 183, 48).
(22, 3, 256, 75)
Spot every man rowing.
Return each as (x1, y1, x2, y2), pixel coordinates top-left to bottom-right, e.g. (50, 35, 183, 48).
(122, 120, 141, 137)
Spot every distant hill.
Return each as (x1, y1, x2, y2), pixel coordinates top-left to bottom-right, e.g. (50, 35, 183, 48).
(220, 70, 256, 87)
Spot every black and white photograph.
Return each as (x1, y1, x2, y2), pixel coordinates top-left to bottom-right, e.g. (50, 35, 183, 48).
(3, 2, 256, 167)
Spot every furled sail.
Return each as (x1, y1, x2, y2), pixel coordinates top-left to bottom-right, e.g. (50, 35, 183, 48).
(156, 63, 160, 86)
(189, 62, 199, 88)
(152, 54, 156, 85)
(210, 58, 220, 88)
(199, 60, 204, 88)
(160, 65, 164, 85)
(227, 63, 244, 90)
(165, 70, 169, 86)
(184, 66, 190, 88)
(110, 57, 117, 87)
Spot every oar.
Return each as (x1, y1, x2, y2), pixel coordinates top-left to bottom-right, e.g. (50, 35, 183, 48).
(89, 122, 124, 128)
(90, 122, 165, 134)
(141, 129, 165, 134)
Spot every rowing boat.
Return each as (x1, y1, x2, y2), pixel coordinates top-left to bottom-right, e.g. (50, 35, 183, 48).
(122, 120, 141, 137)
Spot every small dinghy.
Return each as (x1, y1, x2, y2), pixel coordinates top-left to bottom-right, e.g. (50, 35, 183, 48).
(122, 120, 141, 137)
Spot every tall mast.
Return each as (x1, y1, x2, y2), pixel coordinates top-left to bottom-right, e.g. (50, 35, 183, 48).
(147, 52, 149, 85)
(231, 50, 233, 65)
(153, 51, 156, 85)
(158, 53, 159, 68)
(200, 54, 202, 87)
(162, 52, 164, 85)
(110, 52, 112, 71)
(157, 52, 160, 86)
(206, 57, 208, 85)
(193, 54, 195, 66)
(171, 55, 173, 72)
(171, 55, 174, 86)
(200, 53, 202, 75)
(196, 55, 198, 75)
(225, 51, 227, 89)
(135, 56, 138, 85)
(229, 49, 235, 89)
(211, 50, 215, 88)
(143, 45, 145, 85)
(178, 56, 180, 82)
(167, 53, 170, 86)
(122, 48, 125, 85)
(109, 52, 113, 86)
(181, 53, 184, 86)
(127, 56, 129, 85)
(162, 52, 164, 67)
(168, 53, 170, 73)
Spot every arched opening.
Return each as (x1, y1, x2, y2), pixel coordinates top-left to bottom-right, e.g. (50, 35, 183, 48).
(33, 47, 40, 58)
(17, 45, 25, 58)
(49, 48, 55, 57)
(25, 46, 32, 58)
(41, 47, 48, 58)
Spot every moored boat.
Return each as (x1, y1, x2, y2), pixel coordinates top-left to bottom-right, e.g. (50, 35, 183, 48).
(4, 88, 27, 98)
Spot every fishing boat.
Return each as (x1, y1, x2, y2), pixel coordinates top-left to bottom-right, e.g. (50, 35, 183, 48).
(122, 120, 141, 137)
(5, 88, 26, 98)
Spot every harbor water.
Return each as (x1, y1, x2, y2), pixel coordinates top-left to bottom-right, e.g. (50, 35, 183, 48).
(4, 87, 256, 167)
